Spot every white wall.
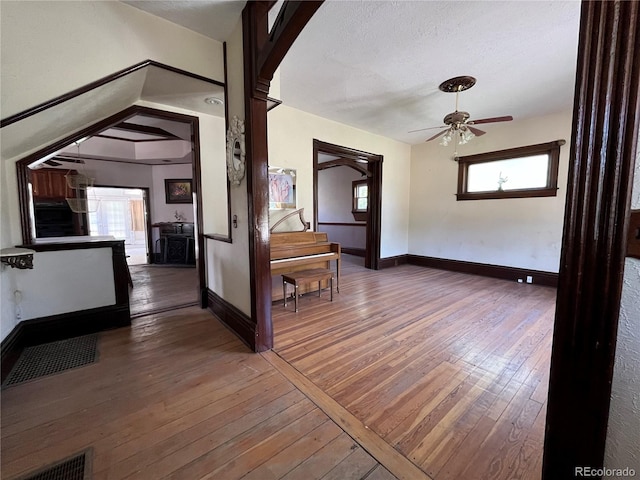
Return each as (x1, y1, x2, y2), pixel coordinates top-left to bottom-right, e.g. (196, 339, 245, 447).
(408, 110, 572, 273)
(205, 19, 252, 315)
(83, 158, 153, 190)
(604, 144, 640, 475)
(318, 166, 366, 249)
(1, 248, 116, 339)
(268, 104, 412, 258)
(151, 164, 194, 224)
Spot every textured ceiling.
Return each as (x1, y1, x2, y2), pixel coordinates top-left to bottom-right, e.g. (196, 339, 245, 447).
(122, 0, 246, 42)
(119, 0, 581, 146)
(279, 1, 582, 145)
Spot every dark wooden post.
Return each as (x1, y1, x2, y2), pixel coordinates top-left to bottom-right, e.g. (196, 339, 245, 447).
(242, 1, 323, 351)
(543, 1, 640, 477)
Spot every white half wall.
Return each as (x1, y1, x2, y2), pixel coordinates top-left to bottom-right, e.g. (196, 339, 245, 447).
(408, 110, 573, 273)
(1, 247, 116, 341)
(268, 104, 412, 258)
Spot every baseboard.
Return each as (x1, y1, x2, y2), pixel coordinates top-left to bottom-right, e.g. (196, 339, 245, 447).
(341, 247, 366, 257)
(1, 304, 131, 383)
(207, 289, 256, 350)
(378, 254, 409, 269)
(407, 254, 558, 287)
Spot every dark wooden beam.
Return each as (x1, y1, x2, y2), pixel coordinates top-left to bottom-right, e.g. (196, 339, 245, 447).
(317, 158, 370, 177)
(543, 1, 640, 478)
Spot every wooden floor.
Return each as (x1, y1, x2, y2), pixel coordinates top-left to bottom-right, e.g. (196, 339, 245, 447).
(129, 265, 199, 317)
(1, 307, 395, 480)
(272, 255, 555, 480)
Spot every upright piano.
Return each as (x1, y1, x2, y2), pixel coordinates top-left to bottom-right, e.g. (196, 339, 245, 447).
(270, 231, 340, 301)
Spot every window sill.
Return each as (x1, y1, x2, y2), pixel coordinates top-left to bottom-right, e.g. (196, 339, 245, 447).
(352, 211, 367, 221)
(456, 187, 558, 201)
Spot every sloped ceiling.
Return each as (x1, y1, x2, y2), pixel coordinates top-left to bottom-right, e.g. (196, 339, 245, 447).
(1, 65, 224, 162)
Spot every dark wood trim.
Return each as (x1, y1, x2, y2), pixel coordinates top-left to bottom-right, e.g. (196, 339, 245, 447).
(203, 233, 233, 243)
(455, 140, 564, 201)
(313, 139, 383, 270)
(111, 122, 181, 140)
(207, 289, 255, 351)
(189, 118, 207, 300)
(15, 106, 207, 314)
(219, 42, 233, 243)
(267, 97, 283, 111)
(0, 304, 130, 384)
(543, 2, 640, 478)
(0, 60, 224, 128)
(253, 1, 323, 100)
(341, 247, 366, 257)
(627, 210, 640, 259)
(378, 254, 409, 269)
(317, 221, 367, 227)
(456, 187, 559, 201)
(20, 239, 124, 252)
(94, 134, 178, 143)
(16, 105, 182, 244)
(243, 4, 272, 352)
(1, 326, 23, 383)
(53, 153, 191, 166)
(407, 254, 558, 287)
(317, 158, 370, 177)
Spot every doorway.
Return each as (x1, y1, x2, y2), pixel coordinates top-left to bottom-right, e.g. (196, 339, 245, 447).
(87, 186, 150, 265)
(313, 139, 382, 269)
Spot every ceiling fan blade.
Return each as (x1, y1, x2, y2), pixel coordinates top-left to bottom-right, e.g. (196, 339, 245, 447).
(426, 130, 448, 142)
(467, 126, 486, 137)
(408, 125, 447, 134)
(469, 115, 513, 125)
(44, 160, 62, 166)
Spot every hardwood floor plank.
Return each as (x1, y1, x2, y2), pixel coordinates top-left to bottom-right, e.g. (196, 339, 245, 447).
(273, 257, 555, 480)
(320, 447, 379, 480)
(262, 350, 432, 480)
(2, 307, 391, 480)
(240, 420, 344, 480)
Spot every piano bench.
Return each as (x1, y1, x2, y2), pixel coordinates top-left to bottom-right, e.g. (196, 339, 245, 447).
(282, 268, 334, 312)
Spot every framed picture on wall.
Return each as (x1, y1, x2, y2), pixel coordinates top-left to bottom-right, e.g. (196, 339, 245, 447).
(269, 172, 296, 209)
(165, 179, 193, 204)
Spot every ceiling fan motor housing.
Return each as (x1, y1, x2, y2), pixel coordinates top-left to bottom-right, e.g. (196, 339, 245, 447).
(444, 111, 470, 126)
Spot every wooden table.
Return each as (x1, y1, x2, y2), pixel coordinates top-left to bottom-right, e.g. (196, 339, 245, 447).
(282, 268, 334, 312)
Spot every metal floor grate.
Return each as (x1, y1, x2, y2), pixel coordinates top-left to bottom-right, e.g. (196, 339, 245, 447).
(3, 334, 98, 387)
(13, 450, 91, 480)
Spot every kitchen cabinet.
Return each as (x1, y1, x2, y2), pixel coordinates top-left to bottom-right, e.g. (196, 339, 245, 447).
(30, 168, 76, 200)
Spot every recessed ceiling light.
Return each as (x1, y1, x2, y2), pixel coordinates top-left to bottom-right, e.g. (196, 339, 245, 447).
(204, 96, 224, 106)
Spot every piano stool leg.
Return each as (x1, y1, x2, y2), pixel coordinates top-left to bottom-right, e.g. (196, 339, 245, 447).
(294, 284, 299, 312)
(283, 278, 287, 308)
(318, 281, 321, 297)
(330, 276, 333, 301)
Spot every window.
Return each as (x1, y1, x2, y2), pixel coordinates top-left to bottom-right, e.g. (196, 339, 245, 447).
(456, 140, 565, 200)
(352, 180, 368, 221)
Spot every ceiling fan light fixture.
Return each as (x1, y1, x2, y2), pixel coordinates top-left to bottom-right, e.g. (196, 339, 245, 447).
(204, 96, 224, 106)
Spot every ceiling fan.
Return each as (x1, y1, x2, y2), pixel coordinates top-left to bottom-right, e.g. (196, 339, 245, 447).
(410, 76, 513, 145)
(43, 157, 85, 167)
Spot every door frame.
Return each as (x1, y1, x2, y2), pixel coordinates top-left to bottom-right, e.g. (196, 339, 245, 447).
(15, 105, 207, 309)
(313, 139, 382, 269)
